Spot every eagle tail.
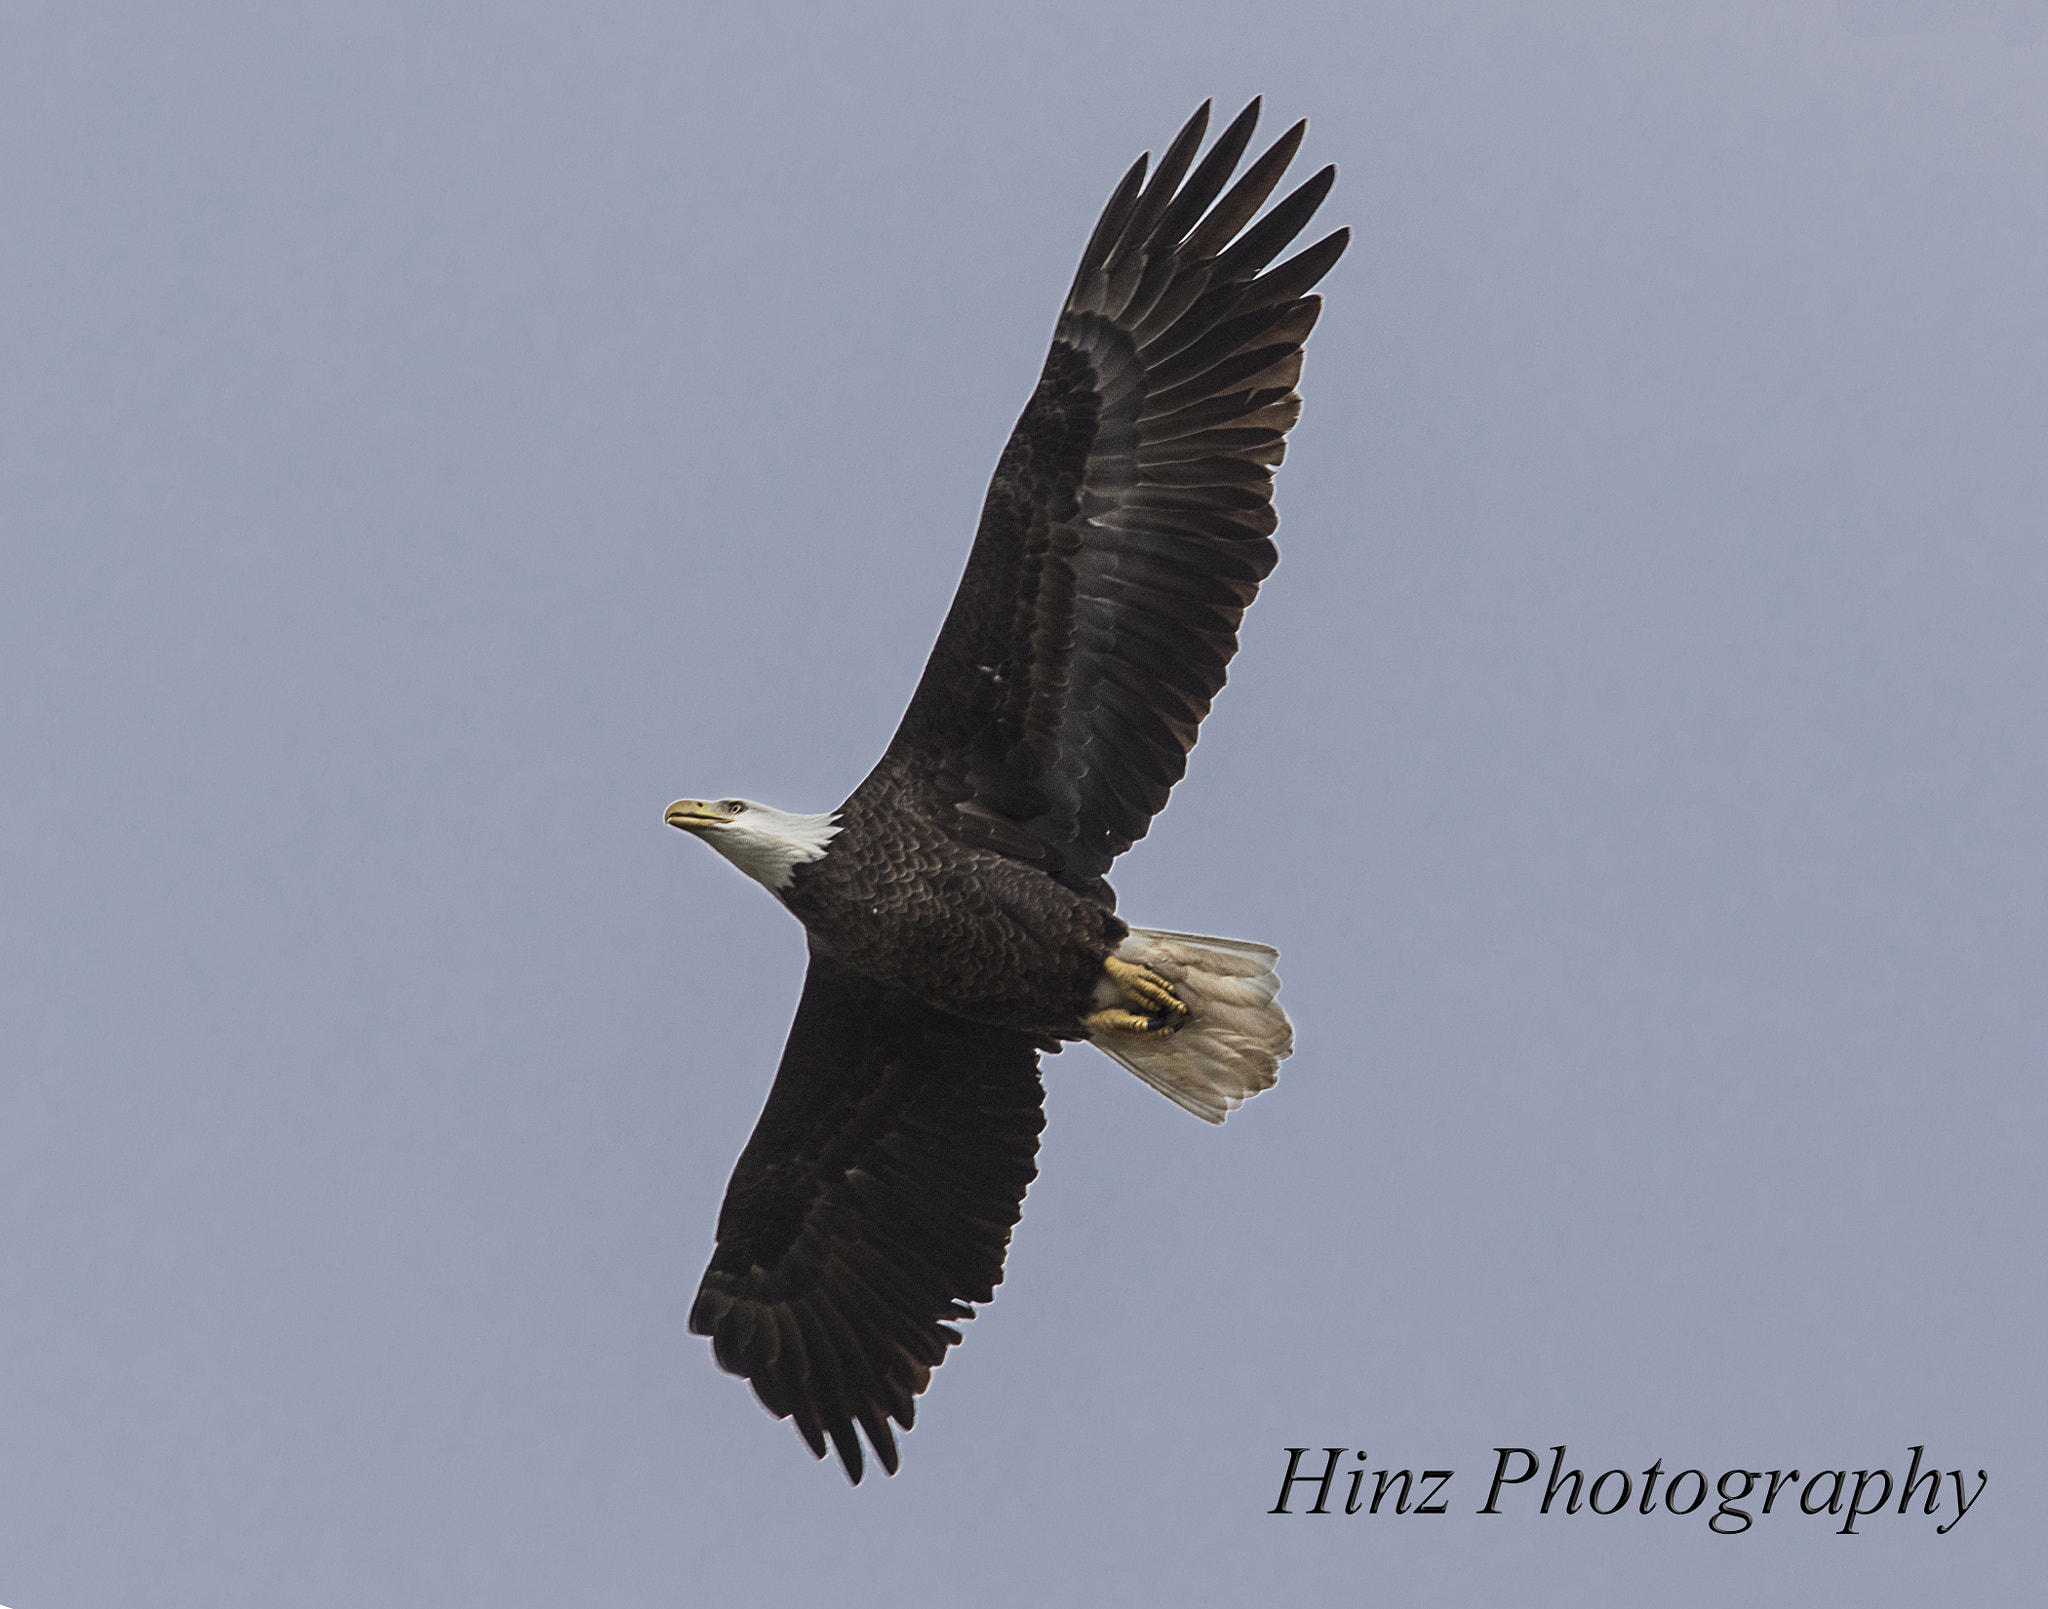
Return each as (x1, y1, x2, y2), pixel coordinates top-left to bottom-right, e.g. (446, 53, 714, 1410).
(1088, 928, 1293, 1124)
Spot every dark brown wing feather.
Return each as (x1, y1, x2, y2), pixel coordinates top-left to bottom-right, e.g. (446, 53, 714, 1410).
(875, 99, 1348, 897)
(689, 946, 1046, 1483)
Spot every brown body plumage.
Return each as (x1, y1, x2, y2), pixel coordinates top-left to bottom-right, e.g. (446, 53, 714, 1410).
(667, 100, 1346, 1482)
(785, 759, 1126, 1039)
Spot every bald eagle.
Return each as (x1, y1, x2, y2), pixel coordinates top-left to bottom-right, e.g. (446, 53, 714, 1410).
(666, 99, 1345, 1482)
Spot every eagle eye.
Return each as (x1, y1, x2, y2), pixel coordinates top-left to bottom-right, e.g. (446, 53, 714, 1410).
(724, 800, 746, 814)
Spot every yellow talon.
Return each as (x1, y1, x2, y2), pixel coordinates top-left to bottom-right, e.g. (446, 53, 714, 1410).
(1095, 955, 1188, 1033)
(1085, 1007, 1181, 1040)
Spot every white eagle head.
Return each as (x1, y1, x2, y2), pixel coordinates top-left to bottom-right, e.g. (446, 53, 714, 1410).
(663, 797, 840, 893)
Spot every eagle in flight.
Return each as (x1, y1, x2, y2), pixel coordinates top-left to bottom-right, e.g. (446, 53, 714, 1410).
(666, 98, 1346, 1481)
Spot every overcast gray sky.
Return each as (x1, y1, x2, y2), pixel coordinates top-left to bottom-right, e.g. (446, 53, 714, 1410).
(2, 2, 2042, 1604)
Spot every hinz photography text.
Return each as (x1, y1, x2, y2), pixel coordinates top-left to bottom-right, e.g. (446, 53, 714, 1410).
(1269, 1445, 1985, 1535)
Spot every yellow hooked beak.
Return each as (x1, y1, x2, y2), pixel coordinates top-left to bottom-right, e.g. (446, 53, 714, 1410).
(664, 799, 737, 832)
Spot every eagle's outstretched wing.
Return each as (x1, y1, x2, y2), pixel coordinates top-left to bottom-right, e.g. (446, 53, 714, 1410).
(689, 947, 1046, 1482)
(873, 99, 1348, 900)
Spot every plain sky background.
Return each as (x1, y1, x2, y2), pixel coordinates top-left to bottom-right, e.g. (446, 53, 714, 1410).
(3, 2, 2043, 1604)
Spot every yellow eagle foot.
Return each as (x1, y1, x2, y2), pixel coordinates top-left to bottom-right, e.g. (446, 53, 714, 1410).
(1089, 955, 1189, 1038)
(1085, 1006, 1182, 1040)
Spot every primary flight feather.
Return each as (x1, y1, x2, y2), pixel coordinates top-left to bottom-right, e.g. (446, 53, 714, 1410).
(666, 98, 1346, 1482)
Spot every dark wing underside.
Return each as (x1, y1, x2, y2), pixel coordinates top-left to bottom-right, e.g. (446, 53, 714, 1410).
(690, 946, 1046, 1483)
(872, 99, 1348, 898)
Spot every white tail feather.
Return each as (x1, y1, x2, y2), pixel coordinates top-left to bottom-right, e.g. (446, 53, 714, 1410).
(1087, 927, 1294, 1124)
